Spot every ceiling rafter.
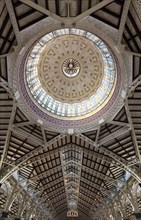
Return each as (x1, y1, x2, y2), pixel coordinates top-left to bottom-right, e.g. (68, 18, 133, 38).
(27, 143, 112, 165)
(79, 134, 141, 182)
(0, 99, 16, 169)
(0, 56, 8, 81)
(0, 133, 65, 183)
(30, 165, 62, 181)
(116, 0, 131, 44)
(19, 0, 60, 22)
(11, 126, 44, 145)
(36, 177, 64, 192)
(81, 165, 120, 183)
(99, 126, 131, 145)
(5, 0, 21, 45)
(125, 100, 141, 164)
(71, 0, 115, 24)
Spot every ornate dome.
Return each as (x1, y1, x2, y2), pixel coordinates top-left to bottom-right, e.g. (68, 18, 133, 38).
(24, 29, 117, 120)
(15, 24, 125, 132)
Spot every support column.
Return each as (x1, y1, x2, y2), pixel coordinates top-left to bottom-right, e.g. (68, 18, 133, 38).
(126, 185, 141, 220)
(0, 212, 8, 220)
(126, 186, 139, 213)
(0, 183, 18, 220)
(4, 183, 18, 213)
(109, 204, 119, 220)
(116, 196, 129, 220)
(15, 194, 27, 220)
(24, 203, 36, 220)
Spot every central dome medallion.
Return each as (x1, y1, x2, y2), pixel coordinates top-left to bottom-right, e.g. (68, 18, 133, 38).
(62, 58, 80, 78)
(24, 28, 117, 121)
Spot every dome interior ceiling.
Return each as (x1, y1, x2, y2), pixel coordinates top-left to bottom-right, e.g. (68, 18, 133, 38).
(0, 0, 141, 219)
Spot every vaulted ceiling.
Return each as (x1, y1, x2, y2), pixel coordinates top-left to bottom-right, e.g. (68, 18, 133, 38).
(0, 0, 141, 220)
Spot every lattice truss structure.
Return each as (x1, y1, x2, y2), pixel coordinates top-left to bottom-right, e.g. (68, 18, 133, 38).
(0, 0, 141, 220)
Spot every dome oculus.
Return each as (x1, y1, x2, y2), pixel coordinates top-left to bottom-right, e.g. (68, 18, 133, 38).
(25, 28, 117, 120)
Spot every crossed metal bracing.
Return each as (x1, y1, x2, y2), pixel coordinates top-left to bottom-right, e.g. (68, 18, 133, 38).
(0, 0, 141, 219)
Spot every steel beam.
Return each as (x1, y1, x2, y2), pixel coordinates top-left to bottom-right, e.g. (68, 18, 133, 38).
(99, 127, 131, 145)
(0, 78, 14, 97)
(68, 0, 114, 24)
(125, 51, 141, 58)
(20, 0, 114, 26)
(107, 121, 129, 127)
(30, 165, 62, 181)
(95, 125, 101, 144)
(41, 126, 47, 145)
(0, 134, 65, 183)
(116, 0, 132, 44)
(81, 165, 119, 183)
(127, 75, 141, 96)
(4, 182, 18, 212)
(35, 177, 64, 191)
(5, 0, 22, 45)
(27, 143, 112, 165)
(79, 134, 141, 182)
(19, 0, 63, 22)
(80, 177, 110, 197)
(13, 121, 32, 127)
(0, 101, 16, 169)
(125, 100, 141, 164)
(11, 126, 44, 145)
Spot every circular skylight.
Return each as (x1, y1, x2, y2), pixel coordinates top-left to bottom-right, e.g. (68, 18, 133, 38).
(25, 28, 117, 120)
